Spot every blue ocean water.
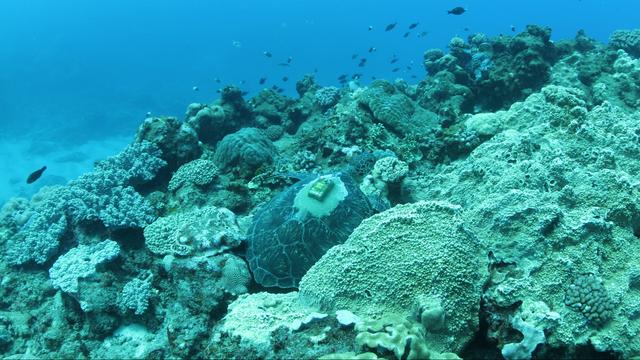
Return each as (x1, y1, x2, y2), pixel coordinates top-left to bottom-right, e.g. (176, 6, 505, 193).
(0, 0, 637, 203)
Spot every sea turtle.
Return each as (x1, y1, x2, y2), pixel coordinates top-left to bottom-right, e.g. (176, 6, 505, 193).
(247, 172, 373, 288)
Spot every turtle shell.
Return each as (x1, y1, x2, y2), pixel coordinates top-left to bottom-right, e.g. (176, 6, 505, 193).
(247, 172, 373, 288)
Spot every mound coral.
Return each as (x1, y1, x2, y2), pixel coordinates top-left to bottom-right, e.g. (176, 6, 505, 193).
(299, 201, 487, 354)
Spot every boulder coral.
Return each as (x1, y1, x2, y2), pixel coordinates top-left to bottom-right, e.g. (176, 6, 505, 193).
(299, 201, 488, 354)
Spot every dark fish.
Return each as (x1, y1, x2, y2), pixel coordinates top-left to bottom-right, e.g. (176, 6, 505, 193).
(259, 77, 267, 85)
(409, 22, 419, 29)
(351, 73, 363, 80)
(464, 27, 470, 31)
(192, 86, 199, 91)
(351, 54, 359, 59)
(358, 58, 367, 67)
(276, 88, 284, 94)
(390, 58, 398, 64)
(448, 7, 466, 15)
(214, 78, 221, 83)
(392, 67, 400, 72)
(287, 56, 293, 63)
(418, 31, 428, 37)
(385, 23, 397, 31)
(511, 25, 516, 32)
(263, 51, 272, 57)
(271, 85, 278, 90)
(27, 166, 46, 184)
(403, 32, 410, 38)
(406, 65, 412, 70)
(282, 76, 289, 82)
(338, 74, 348, 80)
(368, 25, 373, 31)
(277, 63, 290, 67)
(368, 47, 376, 53)
(241, 91, 249, 96)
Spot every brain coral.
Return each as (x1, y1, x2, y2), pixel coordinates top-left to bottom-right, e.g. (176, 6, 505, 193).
(213, 127, 277, 176)
(298, 200, 487, 353)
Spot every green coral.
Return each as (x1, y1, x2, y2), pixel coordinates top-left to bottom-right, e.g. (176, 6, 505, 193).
(143, 206, 244, 256)
(168, 158, 218, 192)
(609, 29, 640, 57)
(355, 316, 461, 360)
(299, 201, 487, 354)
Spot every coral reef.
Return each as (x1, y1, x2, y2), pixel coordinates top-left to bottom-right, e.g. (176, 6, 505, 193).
(2, 26, 640, 359)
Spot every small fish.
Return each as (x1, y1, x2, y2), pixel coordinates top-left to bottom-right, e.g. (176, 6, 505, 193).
(287, 56, 293, 63)
(392, 67, 400, 72)
(276, 88, 284, 94)
(259, 77, 267, 85)
(358, 58, 367, 67)
(232, 40, 242, 48)
(282, 76, 289, 82)
(192, 86, 199, 91)
(214, 78, 221, 83)
(368, 47, 376, 53)
(403, 32, 410, 38)
(351, 73, 363, 80)
(411, 75, 417, 79)
(409, 22, 419, 29)
(511, 25, 516, 32)
(241, 91, 249, 96)
(27, 166, 46, 184)
(385, 23, 397, 31)
(271, 85, 279, 90)
(406, 65, 412, 70)
(277, 63, 290, 67)
(418, 31, 428, 38)
(448, 6, 466, 15)
(240, 80, 246, 85)
(351, 54, 359, 59)
(263, 51, 272, 58)
(464, 27, 470, 31)
(368, 25, 373, 31)
(390, 58, 398, 64)
(338, 74, 348, 80)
